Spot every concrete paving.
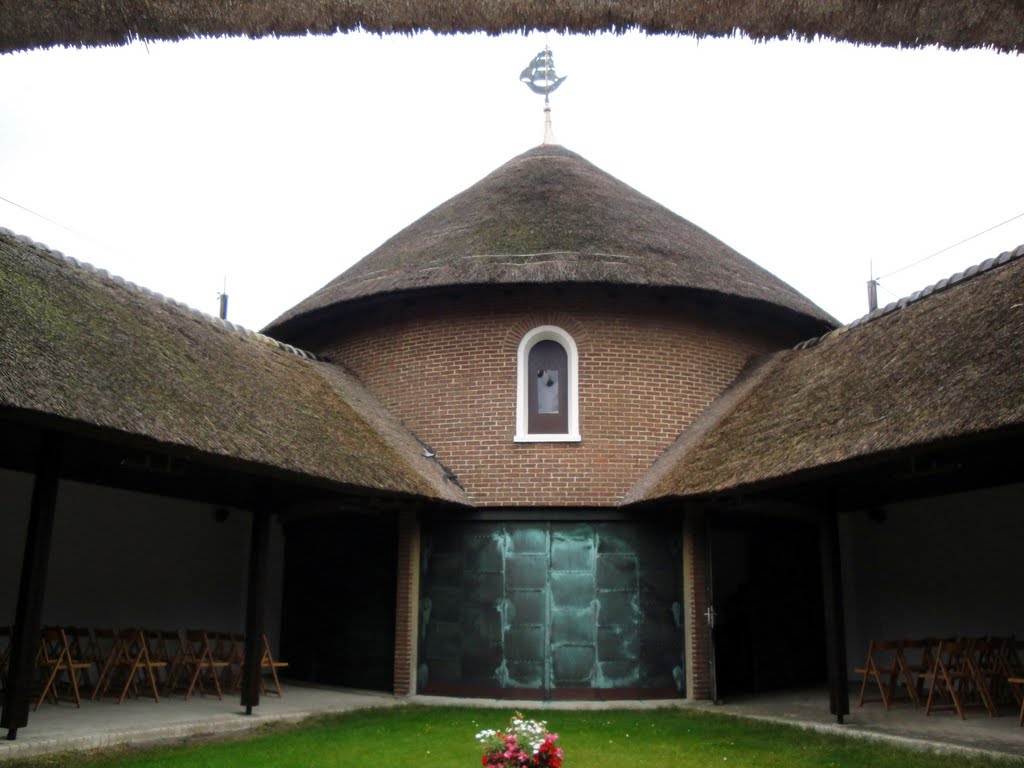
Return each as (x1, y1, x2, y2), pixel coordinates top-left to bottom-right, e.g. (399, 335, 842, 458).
(0, 686, 405, 762)
(2, 686, 1022, 763)
(687, 689, 1024, 762)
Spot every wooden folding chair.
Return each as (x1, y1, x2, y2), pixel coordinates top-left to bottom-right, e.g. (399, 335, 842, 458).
(260, 634, 288, 696)
(64, 626, 102, 692)
(172, 629, 228, 700)
(991, 636, 1023, 707)
(1008, 678, 1024, 726)
(93, 628, 166, 704)
(964, 637, 1000, 716)
(0, 625, 11, 692)
(211, 631, 244, 693)
(144, 629, 180, 691)
(856, 638, 913, 712)
(34, 627, 93, 709)
(90, 628, 121, 700)
(896, 638, 937, 707)
(153, 629, 183, 694)
(925, 640, 981, 719)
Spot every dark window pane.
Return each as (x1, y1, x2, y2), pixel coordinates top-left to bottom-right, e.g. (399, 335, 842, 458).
(528, 339, 568, 433)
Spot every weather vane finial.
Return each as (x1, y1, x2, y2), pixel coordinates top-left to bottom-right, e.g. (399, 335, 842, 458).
(520, 46, 566, 145)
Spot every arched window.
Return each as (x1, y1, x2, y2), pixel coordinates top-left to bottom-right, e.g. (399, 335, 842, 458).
(515, 326, 580, 442)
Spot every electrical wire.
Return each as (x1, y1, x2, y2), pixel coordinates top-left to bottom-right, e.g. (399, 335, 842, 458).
(877, 210, 1024, 280)
(0, 193, 80, 234)
(0, 192, 138, 268)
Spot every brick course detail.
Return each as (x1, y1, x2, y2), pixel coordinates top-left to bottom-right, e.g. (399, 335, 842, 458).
(314, 286, 800, 507)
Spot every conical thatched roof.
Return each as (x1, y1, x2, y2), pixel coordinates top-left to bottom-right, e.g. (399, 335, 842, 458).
(4, 1, 1023, 55)
(266, 145, 834, 340)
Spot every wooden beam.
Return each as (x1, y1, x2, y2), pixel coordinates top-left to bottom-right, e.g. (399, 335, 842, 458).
(2, 431, 63, 740)
(240, 497, 271, 714)
(818, 508, 850, 723)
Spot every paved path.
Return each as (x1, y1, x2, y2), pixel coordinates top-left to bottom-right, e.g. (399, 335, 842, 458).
(0, 687, 404, 762)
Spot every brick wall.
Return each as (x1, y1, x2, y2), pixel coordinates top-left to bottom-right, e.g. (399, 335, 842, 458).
(683, 510, 712, 700)
(392, 509, 419, 696)
(314, 286, 799, 507)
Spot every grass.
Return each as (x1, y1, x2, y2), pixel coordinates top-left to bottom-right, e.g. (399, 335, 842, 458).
(8, 706, 1019, 768)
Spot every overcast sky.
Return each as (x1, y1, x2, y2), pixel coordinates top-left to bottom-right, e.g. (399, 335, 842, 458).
(1, 31, 1022, 332)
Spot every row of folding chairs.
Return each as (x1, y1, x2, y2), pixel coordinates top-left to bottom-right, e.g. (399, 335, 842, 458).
(0, 626, 286, 710)
(856, 636, 1024, 724)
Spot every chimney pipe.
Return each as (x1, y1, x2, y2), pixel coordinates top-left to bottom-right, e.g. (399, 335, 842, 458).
(218, 292, 229, 320)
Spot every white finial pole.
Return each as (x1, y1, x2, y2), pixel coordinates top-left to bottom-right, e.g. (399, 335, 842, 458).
(543, 102, 557, 145)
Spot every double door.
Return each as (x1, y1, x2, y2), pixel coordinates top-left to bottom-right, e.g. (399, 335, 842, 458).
(419, 521, 682, 697)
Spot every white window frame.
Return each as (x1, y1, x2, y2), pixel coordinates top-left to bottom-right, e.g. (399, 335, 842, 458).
(515, 325, 581, 443)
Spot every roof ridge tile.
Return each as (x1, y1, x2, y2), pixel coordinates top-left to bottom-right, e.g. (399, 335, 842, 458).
(792, 243, 1024, 351)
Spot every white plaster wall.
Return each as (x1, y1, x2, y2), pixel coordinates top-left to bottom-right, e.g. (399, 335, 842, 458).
(841, 482, 1024, 670)
(0, 468, 284, 650)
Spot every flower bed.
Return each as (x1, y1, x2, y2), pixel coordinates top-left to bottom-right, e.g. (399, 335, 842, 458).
(475, 713, 564, 767)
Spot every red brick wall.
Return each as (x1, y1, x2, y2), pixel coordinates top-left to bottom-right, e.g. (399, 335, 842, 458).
(392, 509, 418, 696)
(683, 510, 712, 700)
(314, 287, 796, 507)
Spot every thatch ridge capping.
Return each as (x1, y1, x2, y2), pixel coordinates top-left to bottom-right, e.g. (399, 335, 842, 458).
(792, 243, 1024, 352)
(0, 227, 324, 363)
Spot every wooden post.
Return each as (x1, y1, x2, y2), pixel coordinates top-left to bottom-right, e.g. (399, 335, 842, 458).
(2, 432, 63, 740)
(240, 498, 271, 714)
(819, 508, 850, 723)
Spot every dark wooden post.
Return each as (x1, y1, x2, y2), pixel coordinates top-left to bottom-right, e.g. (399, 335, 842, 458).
(2, 432, 63, 740)
(819, 508, 850, 723)
(240, 498, 271, 714)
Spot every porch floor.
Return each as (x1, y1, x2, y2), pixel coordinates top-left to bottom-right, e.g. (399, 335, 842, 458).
(1, 686, 1022, 763)
(0, 685, 404, 762)
(686, 688, 1024, 761)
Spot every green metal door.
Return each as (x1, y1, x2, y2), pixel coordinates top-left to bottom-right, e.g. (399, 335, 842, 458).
(419, 520, 682, 698)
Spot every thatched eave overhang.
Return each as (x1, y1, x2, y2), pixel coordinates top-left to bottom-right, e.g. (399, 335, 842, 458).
(0, 227, 470, 506)
(0, 405, 467, 511)
(269, 280, 835, 352)
(628, 244, 1024, 505)
(626, 423, 1024, 514)
(3, 1, 1024, 55)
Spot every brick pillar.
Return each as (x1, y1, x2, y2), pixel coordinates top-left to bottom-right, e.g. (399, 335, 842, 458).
(392, 509, 420, 696)
(683, 509, 712, 700)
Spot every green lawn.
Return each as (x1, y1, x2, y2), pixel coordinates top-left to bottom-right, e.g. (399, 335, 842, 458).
(10, 706, 1018, 768)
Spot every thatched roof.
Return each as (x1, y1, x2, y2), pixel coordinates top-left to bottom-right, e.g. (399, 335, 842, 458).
(0, 228, 468, 504)
(627, 244, 1024, 502)
(3, 1, 1023, 55)
(266, 145, 834, 341)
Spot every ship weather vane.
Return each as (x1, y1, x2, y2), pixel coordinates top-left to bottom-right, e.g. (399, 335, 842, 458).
(520, 47, 567, 104)
(520, 46, 567, 144)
